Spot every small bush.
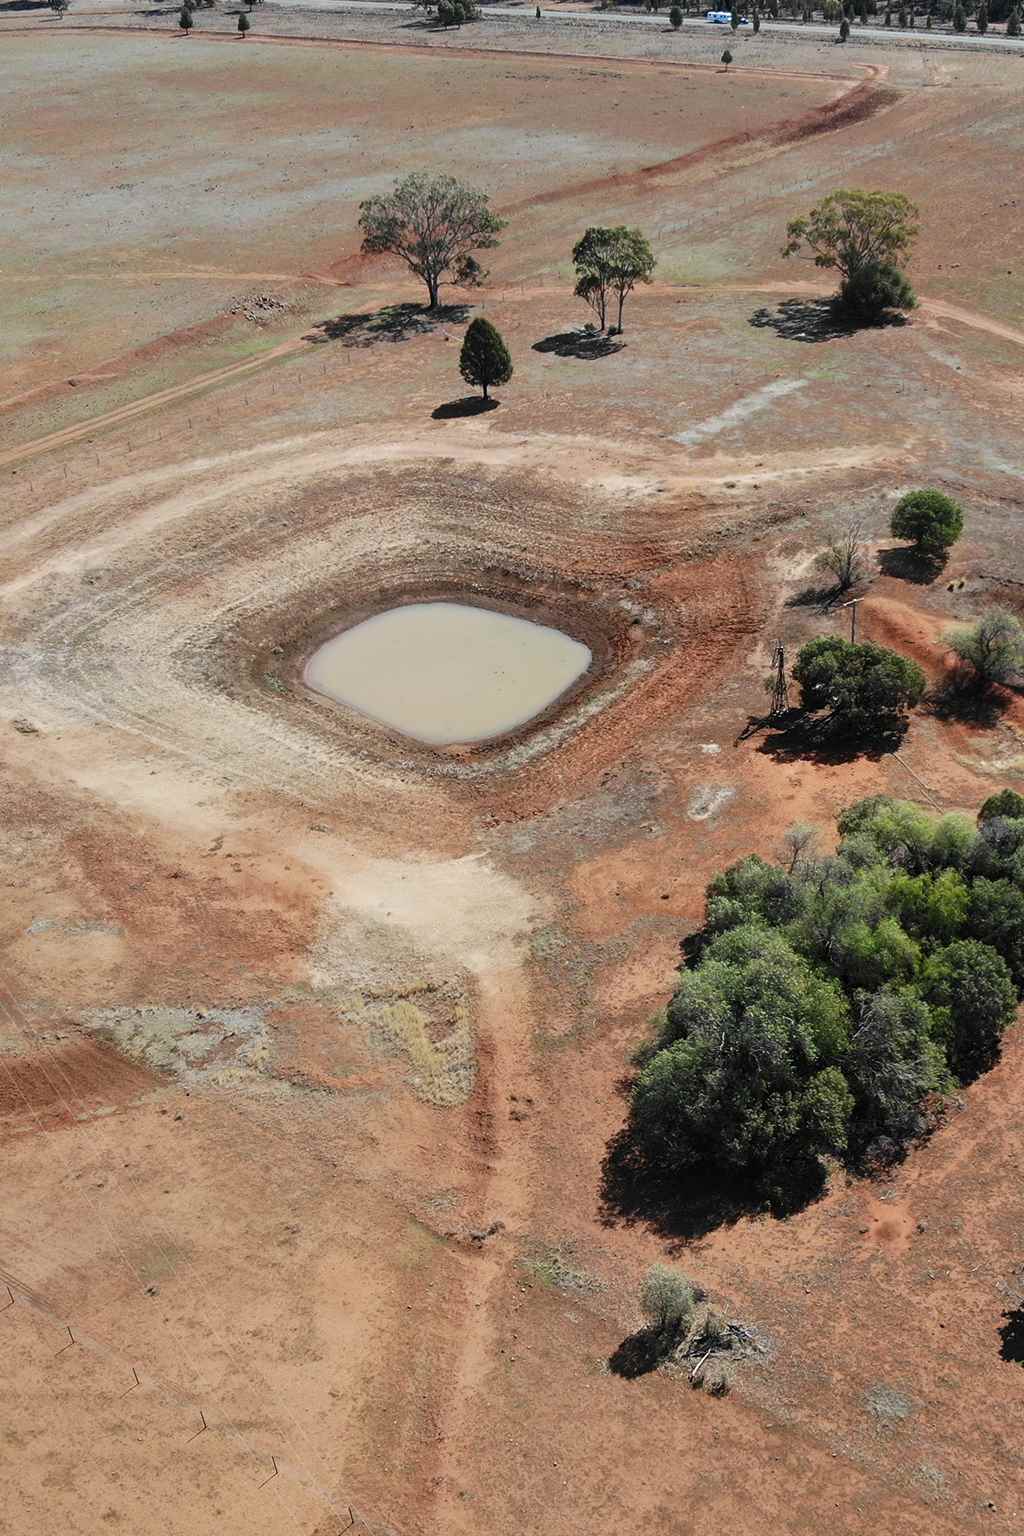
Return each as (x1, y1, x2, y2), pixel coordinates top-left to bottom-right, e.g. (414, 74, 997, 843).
(670, 2, 683, 22)
(640, 1264, 695, 1338)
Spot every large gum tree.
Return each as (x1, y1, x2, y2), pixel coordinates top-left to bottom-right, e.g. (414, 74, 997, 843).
(358, 172, 506, 310)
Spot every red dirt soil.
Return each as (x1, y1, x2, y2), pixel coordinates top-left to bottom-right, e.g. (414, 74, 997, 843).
(3, 14, 1024, 1536)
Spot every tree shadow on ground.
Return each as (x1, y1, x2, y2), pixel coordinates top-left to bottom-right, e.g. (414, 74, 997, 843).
(306, 302, 469, 348)
(877, 545, 944, 585)
(532, 328, 626, 360)
(607, 1326, 668, 1379)
(739, 708, 905, 764)
(599, 1125, 828, 1245)
(749, 298, 908, 344)
(431, 396, 499, 420)
(785, 580, 849, 612)
(924, 675, 1010, 728)
(999, 1308, 1024, 1364)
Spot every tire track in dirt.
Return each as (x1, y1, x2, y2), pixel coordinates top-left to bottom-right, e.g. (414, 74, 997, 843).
(502, 68, 895, 213)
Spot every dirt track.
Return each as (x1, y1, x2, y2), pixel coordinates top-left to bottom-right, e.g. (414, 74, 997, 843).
(4, 13, 1024, 1536)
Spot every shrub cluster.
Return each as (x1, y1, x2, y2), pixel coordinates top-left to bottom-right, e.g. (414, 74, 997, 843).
(437, 0, 479, 22)
(628, 793, 1024, 1202)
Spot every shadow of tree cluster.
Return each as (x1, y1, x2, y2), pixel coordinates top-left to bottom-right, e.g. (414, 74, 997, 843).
(532, 328, 625, 361)
(749, 298, 908, 345)
(599, 1125, 828, 1245)
(924, 674, 1011, 728)
(306, 302, 469, 348)
(736, 708, 905, 763)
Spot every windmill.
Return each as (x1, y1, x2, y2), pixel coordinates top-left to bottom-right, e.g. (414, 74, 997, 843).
(768, 640, 789, 721)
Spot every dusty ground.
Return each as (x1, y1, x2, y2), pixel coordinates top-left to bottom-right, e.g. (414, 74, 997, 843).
(3, 10, 1024, 1536)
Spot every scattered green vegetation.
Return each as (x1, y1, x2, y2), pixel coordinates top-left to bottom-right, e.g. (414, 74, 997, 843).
(521, 1240, 603, 1295)
(618, 793, 1024, 1212)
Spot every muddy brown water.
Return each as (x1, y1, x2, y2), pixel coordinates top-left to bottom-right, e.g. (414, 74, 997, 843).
(304, 601, 592, 746)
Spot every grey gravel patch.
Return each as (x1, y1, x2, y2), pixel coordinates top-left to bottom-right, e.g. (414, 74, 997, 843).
(865, 1382, 915, 1423)
(687, 784, 736, 822)
(491, 772, 663, 857)
(79, 1005, 268, 1082)
(915, 1462, 949, 1500)
(27, 916, 123, 938)
(673, 379, 808, 447)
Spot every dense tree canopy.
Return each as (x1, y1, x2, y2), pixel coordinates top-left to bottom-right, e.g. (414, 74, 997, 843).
(792, 636, 926, 739)
(891, 488, 964, 561)
(625, 793, 1024, 1202)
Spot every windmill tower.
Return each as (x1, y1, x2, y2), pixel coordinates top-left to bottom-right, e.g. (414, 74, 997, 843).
(768, 640, 789, 720)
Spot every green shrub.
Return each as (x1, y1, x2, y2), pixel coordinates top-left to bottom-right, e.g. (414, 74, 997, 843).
(921, 939, 1016, 1082)
(459, 318, 512, 400)
(837, 260, 916, 320)
(670, 2, 683, 22)
(980, 789, 1024, 824)
(946, 610, 1024, 691)
(793, 637, 926, 740)
(640, 1265, 695, 1337)
(891, 488, 963, 561)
